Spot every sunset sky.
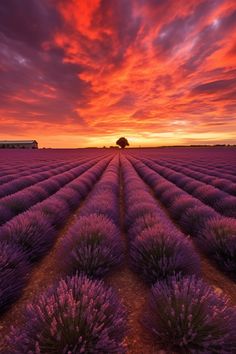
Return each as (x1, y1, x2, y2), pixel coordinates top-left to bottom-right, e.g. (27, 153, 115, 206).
(0, 0, 236, 148)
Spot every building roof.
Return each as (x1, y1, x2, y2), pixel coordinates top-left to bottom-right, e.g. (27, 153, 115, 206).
(0, 140, 37, 144)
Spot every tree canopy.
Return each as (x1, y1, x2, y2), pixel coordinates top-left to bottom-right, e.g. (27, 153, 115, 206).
(116, 137, 129, 149)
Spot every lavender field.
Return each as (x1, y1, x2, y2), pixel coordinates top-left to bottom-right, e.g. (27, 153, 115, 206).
(0, 147, 236, 353)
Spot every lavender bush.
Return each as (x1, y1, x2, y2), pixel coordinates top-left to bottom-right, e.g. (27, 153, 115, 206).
(0, 205, 13, 225)
(125, 186, 154, 205)
(183, 179, 203, 193)
(130, 225, 200, 284)
(198, 217, 236, 276)
(54, 187, 81, 209)
(59, 214, 123, 278)
(179, 205, 216, 236)
(216, 196, 236, 218)
(68, 180, 89, 197)
(0, 211, 56, 262)
(81, 197, 119, 224)
(2, 190, 37, 215)
(194, 185, 226, 205)
(128, 213, 162, 241)
(160, 189, 184, 207)
(144, 275, 236, 353)
(7, 275, 126, 353)
(169, 195, 201, 220)
(0, 241, 29, 314)
(125, 202, 158, 229)
(35, 198, 70, 229)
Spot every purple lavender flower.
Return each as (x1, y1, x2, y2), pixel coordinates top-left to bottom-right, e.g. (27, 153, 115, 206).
(0, 241, 29, 314)
(7, 275, 126, 353)
(198, 217, 236, 276)
(213, 179, 236, 195)
(160, 188, 184, 207)
(144, 275, 236, 353)
(0, 211, 56, 263)
(27, 185, 49, 200)
(35, 198, 70, 229)
(169, 195, 201, 220)
(59, 214, 123, 278)
(125, 202, 158, 229)
(194, 185, 226, 205)
(154, 181, 172, 196)
(69, 179, 90, 198)
(179, 205, 217, 236)
(81, 195, 119, 224)
(54, 187, 81, 210)
(130, 225, 200, 285)
(2, 190, 37, 215)
(128, 213, 162, 241)
(216, 196, 236, 218)
(38, 179, 61, 194)
(184, 180, 202, 193)
(0, 205, 13, 225)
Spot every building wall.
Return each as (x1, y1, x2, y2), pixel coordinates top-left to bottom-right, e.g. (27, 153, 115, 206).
(0, 142, 38, 149)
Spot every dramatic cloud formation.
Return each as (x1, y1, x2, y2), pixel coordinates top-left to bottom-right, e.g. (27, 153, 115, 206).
(0, 0, 236, 147)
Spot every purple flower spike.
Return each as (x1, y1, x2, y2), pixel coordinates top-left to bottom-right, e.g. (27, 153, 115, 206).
(35, 198, 70, 228)
(169, 195, 201, 220)
(216, 196, 236, 218)
(59, 214, 124, 279)
(179, 205, 216, 236)
(0, 211, 56, 263)
(0, 205, 13, 225)
(128, 213, 162, 241)
(0, 241, 29, 314)
(144, 275, 236, 353)
(130, 225, 200, 285)
(7, 275, 126, 353)
(125, 202, 158, 229)
(81, 197, 119, 224)
(54, 187, 81, 210)
(198, 217, 236, 276)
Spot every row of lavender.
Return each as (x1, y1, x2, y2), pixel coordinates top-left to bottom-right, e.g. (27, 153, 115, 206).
(152, 158, 236, 196)
(5, 156, 126, 353)
(159, 157, 236, 183)
(128, 156, 236, 279)
(0, 156, 111, 315)
(0, 160, 76, 184)
(168, 157, 236, 179)
(131, 147, 236, 176)
(133, 156, 236, 218)
(0, 155, 109, 226)
(121, 156, 236, 353)
(0, 157, 96, 199)
(0, 149, 113, 182)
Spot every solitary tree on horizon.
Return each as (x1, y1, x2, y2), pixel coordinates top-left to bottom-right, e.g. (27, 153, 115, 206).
(116, 137, 129, 149)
